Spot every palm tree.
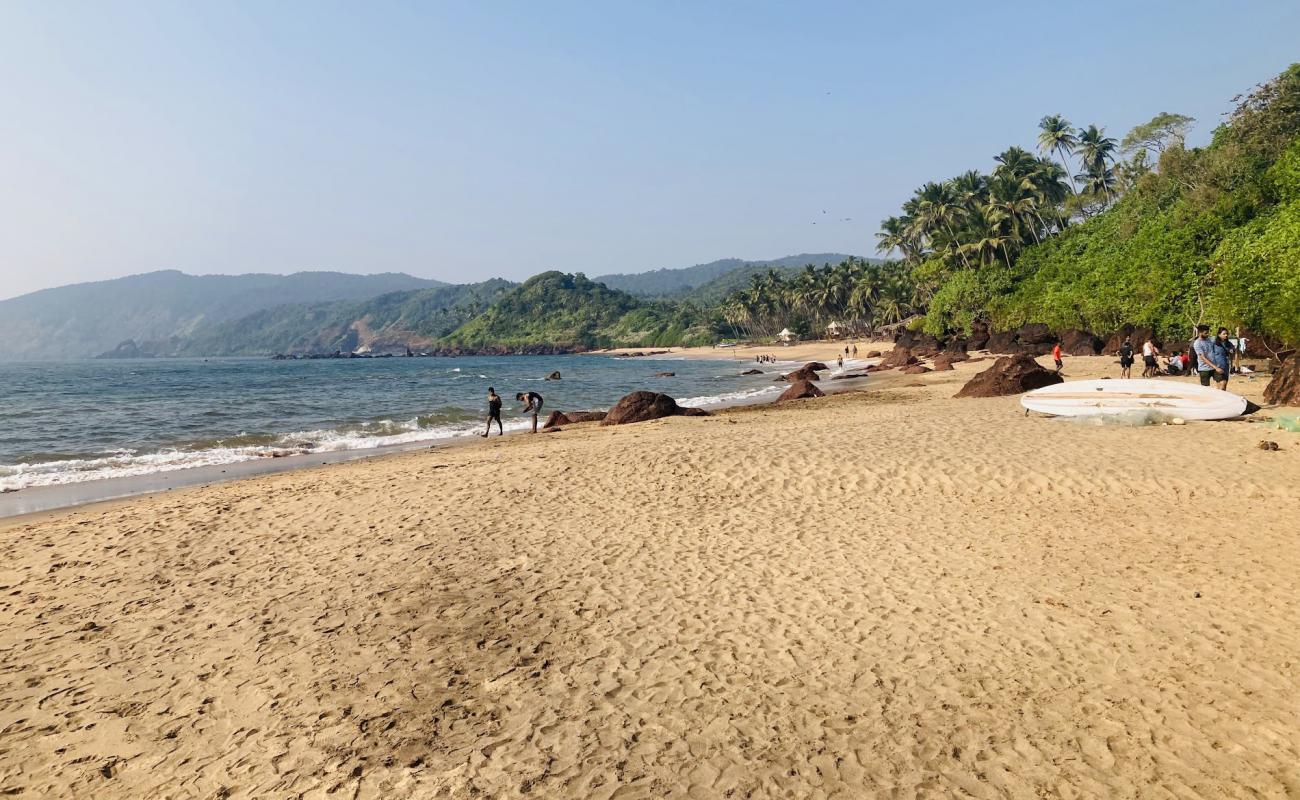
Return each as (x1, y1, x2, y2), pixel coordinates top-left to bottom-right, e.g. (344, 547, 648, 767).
(1037, 115, 1079, 194)
(1077, 125, 1118, 203)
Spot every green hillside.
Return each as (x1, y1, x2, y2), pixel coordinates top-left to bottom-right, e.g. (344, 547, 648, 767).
(442, 272, 717, 350)
(171, 280, 514, 356)
(594, 254, 856, 297)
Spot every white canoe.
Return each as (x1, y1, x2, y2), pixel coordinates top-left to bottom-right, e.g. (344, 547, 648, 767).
(1020, 378, 1248, 420)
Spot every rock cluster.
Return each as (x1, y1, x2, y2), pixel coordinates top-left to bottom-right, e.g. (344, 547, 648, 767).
(601, 392, 710, 425)
(1264, 356, 1300, 406)
(955, 354, 1064, 398)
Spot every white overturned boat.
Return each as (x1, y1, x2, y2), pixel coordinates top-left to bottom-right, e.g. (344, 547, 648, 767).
(1020, 378, 1248, 420)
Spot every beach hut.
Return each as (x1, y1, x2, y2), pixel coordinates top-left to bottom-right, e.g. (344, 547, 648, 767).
(777, 328, 796, 345)
(826, 321, 844, 339)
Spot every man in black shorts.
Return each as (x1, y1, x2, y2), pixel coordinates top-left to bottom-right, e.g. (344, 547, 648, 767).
(1118, 336, 1134, 379)
(481, 387, 503, 437)
(517, 391, 544, 433)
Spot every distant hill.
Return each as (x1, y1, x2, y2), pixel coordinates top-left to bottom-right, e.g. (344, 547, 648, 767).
(594, 254, 859, 297)
(443, 271, 714, 350)
(0, 270, 444, 360)
(168, 280, 514, 356)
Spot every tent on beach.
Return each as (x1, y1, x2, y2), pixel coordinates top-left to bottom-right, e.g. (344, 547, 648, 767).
(826, 321, 844, 339)
(777, 328, 796, 345)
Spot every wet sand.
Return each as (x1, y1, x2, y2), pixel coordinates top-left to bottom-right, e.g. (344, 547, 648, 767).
(2, 354, 1298, 798)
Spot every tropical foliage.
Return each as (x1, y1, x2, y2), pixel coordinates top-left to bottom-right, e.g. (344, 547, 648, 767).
(881, 64, 1300, 348)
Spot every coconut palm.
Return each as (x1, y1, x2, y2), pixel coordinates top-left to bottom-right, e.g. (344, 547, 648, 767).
(1037, 115, 1080, 194)
(1077, 125, 1118, 203)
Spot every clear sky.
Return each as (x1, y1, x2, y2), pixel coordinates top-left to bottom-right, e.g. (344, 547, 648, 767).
(1, 1, 1297, 299)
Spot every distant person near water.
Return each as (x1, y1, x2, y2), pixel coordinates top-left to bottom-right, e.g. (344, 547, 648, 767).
(1193, 325, 1232, 390)
(1051, 341, 1063, 372)
(1141, 338, 1161, 378)
(517, 391, 544, 433)
(837, 354, 844, 369)
(481, 387, 503, 437)
(852, 344, 858, 357)
(1118, 337, 1135, 379)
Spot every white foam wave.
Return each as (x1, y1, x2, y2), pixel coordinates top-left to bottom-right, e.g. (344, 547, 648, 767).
(677, 385, 782, 409)
(0, 416, 531, 491)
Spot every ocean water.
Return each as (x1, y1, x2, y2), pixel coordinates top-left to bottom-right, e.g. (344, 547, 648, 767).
(0, 354, 788, 490)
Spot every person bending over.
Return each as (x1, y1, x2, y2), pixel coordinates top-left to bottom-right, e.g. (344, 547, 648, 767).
(517, 391, 544, 433)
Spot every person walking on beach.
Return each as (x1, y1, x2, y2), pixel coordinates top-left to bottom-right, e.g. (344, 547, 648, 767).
(1118, 337, 1135, 379)
(517, 391, 544, 433)
(481, 387, 503, 437)
(1141, 337, 1161, 378)
(1193, 325, 1230, 390)
(852, 344, 858, 357)
(1051, 341, 1063, 372)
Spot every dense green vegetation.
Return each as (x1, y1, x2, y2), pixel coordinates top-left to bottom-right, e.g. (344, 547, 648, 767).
(444, 272, 720, 349)
(907, 65, 1300, 348)
(711, 65, 1299, 352)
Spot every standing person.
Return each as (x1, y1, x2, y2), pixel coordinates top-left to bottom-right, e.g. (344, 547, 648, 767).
(1193, 325, 1230, 390)
(852, 344, 858, 357)
(837, 354, 844, 370)
(1141, 337, 1161, 378)
(516, 391, 544, 433)
(1216, 327, 1237, 381)
(481, 387, 503, 437)
(1051, 341, 1063, 372)
(1118, 337, 1135, 379)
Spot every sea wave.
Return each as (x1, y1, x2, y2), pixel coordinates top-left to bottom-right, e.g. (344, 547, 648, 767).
(0, 416, 531, 491)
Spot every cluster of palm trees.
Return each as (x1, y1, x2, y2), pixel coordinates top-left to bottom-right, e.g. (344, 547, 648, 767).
(719, 258, 919, 339)
(876, 116, 1121, 271)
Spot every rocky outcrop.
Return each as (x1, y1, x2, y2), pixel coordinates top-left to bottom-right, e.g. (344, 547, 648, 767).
(97, 339, 158, 359)
(1058, 329, 1101, 356)
(1102, 326, 1159, 355)
(1264, 356, 1300, 406)
(955, 354, 1064, 398)
(831, 370, 872, 380)
(545, 371, 562, 380)
(653, 371, 676, 377)
(930, 354, 959, 371)
(878, 347, 919, 369)
(542, 410, 607, 429)
(601, 392, 710, 425)
(741, 368, 763, 375)
(777, 380, 825, 401)
(902, 365, 932, 375)
(864, 350, 882, 358)
(780, 364, 824, 382)
(893, 330, 943, 357)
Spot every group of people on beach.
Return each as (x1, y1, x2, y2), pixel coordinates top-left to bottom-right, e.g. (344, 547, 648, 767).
(481, 388, 544, 437)
(1116, 325, 1241, 389)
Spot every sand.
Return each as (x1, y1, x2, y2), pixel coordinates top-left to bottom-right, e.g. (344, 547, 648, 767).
(3, 354, 1299, 798)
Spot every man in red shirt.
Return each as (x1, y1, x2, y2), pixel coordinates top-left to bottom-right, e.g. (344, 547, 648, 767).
(1051, 341, 1063, 372)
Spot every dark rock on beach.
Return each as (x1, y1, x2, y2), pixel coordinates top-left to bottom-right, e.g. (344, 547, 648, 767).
(955, 354, 1064, 398)
(1264, 355, 1300, 406)
(902, 365, 932, 375)
(545, 371, 562, 380)
(878, 347, 919, 369)
(741, 368, 763, 375)
(653, 371, 676, 377)
(542, 410, 607, 429)
(601, 392, 710, 425)
(803, 362, 831, 372)
(864, 350, 882, 358)
(779, 365, 823, 383)
(777, 379, 825, 402)
(1059, 329, 1102, 356)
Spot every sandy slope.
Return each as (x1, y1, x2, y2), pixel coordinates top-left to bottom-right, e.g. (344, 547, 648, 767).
(2, 355, 1299, 798)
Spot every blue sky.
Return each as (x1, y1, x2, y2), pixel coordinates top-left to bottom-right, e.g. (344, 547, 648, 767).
(1, 1, 1297, 299)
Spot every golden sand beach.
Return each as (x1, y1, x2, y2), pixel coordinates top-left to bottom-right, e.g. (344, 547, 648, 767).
(2, 351, 1299, 798)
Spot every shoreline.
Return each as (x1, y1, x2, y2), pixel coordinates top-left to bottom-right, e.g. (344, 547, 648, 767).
(3, 353, 1298, 797)
(0, 357, 880, 520)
